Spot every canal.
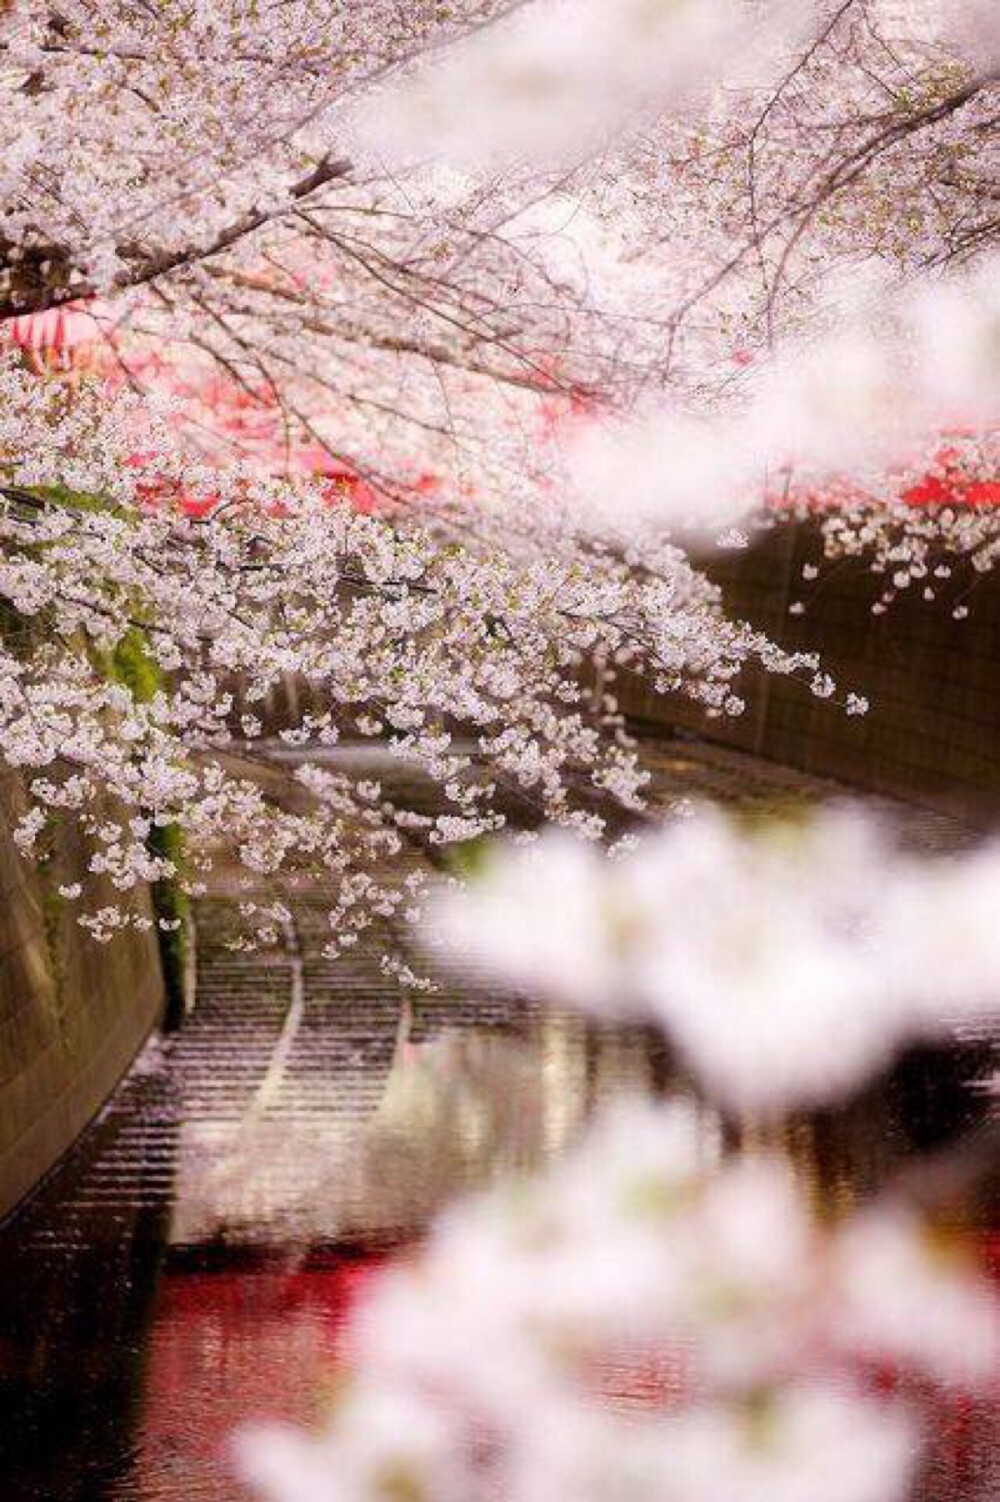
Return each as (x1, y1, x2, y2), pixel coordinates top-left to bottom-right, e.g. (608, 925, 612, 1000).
(0, 740, 996, 1501)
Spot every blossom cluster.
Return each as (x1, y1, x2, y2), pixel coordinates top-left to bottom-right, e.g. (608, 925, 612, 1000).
(0, 355, 832, 947)
(238, 1100, 999, 1502)
(429, 803, 1000, 1113)
(235, 794, 1000, 1502)
(3, 2, 997, 568)
(0, 1, 507, 305)
(563, 255, 1000, 541)
(349, 0, 796, 173)
(779, 428, 1000, 618)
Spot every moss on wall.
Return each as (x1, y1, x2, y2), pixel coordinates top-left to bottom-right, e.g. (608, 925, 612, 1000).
(148, 822, 190, 1029)
(109, 630, 191, 1023)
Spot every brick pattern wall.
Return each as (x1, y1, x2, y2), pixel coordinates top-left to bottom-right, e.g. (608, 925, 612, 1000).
(0, 771, 165, 1219)
(623, 519, 1000, 822)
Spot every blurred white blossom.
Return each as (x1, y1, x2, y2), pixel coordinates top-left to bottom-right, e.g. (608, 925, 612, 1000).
(352, 0, 785, 172)
(832, 1206, 1000, 1387)
(909, 261, 1000, 425)
(566, 408, 759, 535)
(567, 256, 1000, 537)
(238, 1101, 997, 1502)
(238, 1383, 467, 1502)
(937, 0, 1000, 68)
(430, 806, 1000, 1112)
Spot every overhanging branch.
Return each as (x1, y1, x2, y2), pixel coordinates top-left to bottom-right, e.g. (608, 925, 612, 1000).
(0, 154, 353, 322)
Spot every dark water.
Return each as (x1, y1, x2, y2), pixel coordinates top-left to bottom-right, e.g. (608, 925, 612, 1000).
(0, 927, 996, 1500)
(0, 741, 998, 1501)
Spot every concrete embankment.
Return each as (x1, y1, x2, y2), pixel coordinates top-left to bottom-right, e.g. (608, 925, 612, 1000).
(0, 769, 165, 1219)
(623, 517, 1000, 823)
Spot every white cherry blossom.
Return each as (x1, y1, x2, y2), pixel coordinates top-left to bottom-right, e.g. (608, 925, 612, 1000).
(239, 1101, 995, 1502)
(430, 805, 1000, 1112)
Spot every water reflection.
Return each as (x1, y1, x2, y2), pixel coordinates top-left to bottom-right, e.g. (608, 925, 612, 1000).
(168, 1009, 674, 1250)
(0, 1066, 177, 1500)
(0, 945, 995, 1500)
(135, 1257, 387, 1501)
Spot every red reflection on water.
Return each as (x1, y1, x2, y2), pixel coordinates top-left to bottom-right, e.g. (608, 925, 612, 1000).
(137, 1252, 399, 1499)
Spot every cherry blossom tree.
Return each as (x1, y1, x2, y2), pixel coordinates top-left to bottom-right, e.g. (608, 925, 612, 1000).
(2, 0, 1000, 949)
(2, 1, 997, 500)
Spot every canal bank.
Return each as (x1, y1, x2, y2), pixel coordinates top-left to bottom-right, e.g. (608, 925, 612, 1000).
(623, 517, 1000, 822)
(0, 768, 166, 1221)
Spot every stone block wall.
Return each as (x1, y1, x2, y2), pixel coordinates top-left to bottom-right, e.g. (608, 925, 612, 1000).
(0, 770, 165, 1219)
(623, 519, 1000, 822)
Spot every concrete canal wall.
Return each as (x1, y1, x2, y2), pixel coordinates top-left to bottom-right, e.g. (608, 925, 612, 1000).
(623, 518, 1000, 822)
(0, 769, 165, 1219)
